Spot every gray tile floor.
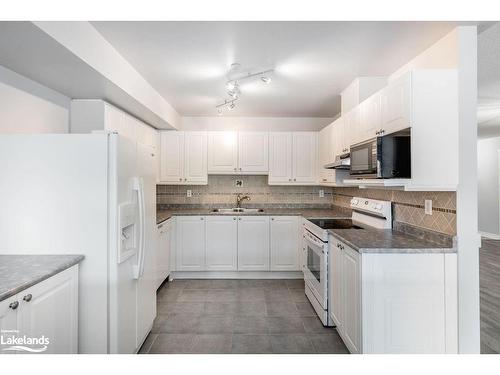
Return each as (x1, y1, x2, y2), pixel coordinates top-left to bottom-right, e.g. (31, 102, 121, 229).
(480, 239, 500, 354)
(139, 279, 348, 354)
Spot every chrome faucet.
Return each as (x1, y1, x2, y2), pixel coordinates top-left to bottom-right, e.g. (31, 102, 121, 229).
(236, 193, 251, 208)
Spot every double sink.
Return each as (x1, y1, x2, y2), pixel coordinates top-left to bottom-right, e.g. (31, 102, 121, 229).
(210, 208, 265, 214)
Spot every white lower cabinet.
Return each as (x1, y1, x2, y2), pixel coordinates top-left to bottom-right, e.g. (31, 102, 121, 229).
(174, 215, 302, 273)
(329, 234, 458, 354)
(341, 245, 361, 353)
(156, 219, 172, 288)
(176, 216, 206, 271)
(237, 216, 270, 271)
(205, 216, 238, 271)
(0, 265, 79, 354)
(270, 216, 299, 271)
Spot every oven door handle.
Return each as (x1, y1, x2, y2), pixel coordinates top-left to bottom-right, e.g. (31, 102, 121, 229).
(304, 231, 325, 250)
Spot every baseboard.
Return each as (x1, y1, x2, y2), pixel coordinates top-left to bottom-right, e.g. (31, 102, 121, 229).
(171, 271, 303, 280)
(479, 231, 500, 240)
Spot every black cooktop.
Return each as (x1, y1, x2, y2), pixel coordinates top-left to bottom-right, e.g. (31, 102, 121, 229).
(308, 218, 364, 230)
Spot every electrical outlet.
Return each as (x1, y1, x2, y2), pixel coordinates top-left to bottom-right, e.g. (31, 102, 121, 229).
(187, 189, 192, 198)
(319, 189, 324, 198)
(425, 199, 432, 215)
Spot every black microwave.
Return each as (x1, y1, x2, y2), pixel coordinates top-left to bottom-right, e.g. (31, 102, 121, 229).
(350, 128, 411, 179)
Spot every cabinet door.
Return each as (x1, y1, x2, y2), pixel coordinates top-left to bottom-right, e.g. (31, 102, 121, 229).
(17, 266, 78, 354)
(104, 104, 136, 141)
(268, 132, 293, 184)
(319, 124, 335, 183)
(331, 117, 344, 159)
(176, 216, 206, 271)
(0, 295, 19, 353)
(329, 240, 343, 328)
(270, 216, 299, 271)
(381, 72, 411, 135)
(341, 108, 358, 154)
(159, 131, 185, 183)
(342, 245, 361, 354)
(207, 131, 238, 173)
(184, 132, 207, 184)
(358, 92, 382, 143)
(292, 132, 318, 184)
(238, 132, 269, 173)
(157, 220, 171, 287)
(206, 216, 238, 271)
(237, 216, 270, 271)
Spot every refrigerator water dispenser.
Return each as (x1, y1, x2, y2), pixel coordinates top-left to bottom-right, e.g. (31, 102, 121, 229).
(118, 201, 138, 263)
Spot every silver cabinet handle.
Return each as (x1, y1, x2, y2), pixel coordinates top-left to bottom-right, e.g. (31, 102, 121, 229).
(271, 218, 274, 221)
(289, 178, 292, 182)
(179, 178, 182, 181)
(322, 179, 327, 182)
(239, 168, 242, 171)
(238, 218, 242, 221)
(233, 217, 236, 220)
(9, 301, 19, 310)
(234, 168, 237, 171)
(200, 217, 204, 220)
(23, 294, 32, 302)
(184, 178, 187, 181)
(293, 178, 296, 181)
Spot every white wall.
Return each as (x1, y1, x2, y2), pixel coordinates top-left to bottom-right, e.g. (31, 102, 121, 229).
(390, 29, 459, 81)
(0, 65, 70, 133)
(478, 137, 500, 236)
(180, 116, 334, 132)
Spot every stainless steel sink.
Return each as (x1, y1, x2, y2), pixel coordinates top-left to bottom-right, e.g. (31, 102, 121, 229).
(210, 208, 264, 213)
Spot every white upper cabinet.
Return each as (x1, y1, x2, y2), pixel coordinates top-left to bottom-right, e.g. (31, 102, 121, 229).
(269, 132, 318, 185)
(270, 216, 299, 271)
(238, 132, 269, 173)
(184, 132, 208, 184)
(318, 124, 333, 183)
(207, 131, 268, 174)
(381, 72, 411, 135)
(207, 131, 238, 173)
(340, 108, 358, 154)
(159, 131, 185, 183)
(357, 91, 382, 143)
(292, 132, 318, 184)
(159, 131, 207, 185)
(268, 132, 293, 184)
(205, 216, 238, 271)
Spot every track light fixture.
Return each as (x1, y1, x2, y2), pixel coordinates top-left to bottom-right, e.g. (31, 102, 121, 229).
(215, 63, 274, 115)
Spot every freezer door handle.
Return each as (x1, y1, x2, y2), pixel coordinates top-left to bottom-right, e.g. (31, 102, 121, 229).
(132, 177, 146, 279)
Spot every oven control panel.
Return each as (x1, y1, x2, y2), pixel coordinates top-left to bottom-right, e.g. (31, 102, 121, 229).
(350, 197, 392, 219)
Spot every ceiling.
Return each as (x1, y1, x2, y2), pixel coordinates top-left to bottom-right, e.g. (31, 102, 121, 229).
(92, 21, 464, 118)
(478, 22, 500, 138)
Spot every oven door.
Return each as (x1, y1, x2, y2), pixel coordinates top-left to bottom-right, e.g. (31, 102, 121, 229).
(350, 139, 378, 177)
(303, 230, 328, 309)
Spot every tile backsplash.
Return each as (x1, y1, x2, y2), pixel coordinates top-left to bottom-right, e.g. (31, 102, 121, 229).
(156, 176, 457, 236)
(331, 187, 456, 236)
(157, 175, 334, 207)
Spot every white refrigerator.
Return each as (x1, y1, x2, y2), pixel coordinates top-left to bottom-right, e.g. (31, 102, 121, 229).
(0, 133, 157, 353)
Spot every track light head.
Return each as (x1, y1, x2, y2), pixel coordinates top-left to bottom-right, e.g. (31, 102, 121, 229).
(261, 76, 271, 84)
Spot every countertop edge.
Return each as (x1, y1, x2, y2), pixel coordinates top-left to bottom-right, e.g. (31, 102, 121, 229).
(0, 255, 85, 302)
(328, 230, 456, 254)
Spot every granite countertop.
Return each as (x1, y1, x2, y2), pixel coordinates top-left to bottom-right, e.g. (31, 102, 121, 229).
(327, 227, 456, 254)
(0, 255, 84, 302)
(157, 206, 351, 224)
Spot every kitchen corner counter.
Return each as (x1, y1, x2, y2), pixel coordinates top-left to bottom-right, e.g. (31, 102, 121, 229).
(157, 206, 351, 224)
(0, 254, 84, 302)
(328, 227, 456, 254)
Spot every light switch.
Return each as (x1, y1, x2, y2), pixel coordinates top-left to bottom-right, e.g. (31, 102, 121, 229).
(425, 199, 432, 215)
(319, 189, 324, 198)
(187, 189, 192, 197)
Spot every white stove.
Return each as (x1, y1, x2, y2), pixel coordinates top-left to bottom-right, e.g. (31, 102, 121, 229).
(302, 197, 392, 326)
